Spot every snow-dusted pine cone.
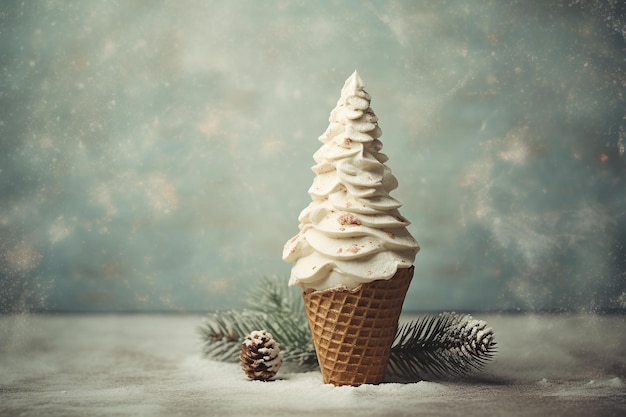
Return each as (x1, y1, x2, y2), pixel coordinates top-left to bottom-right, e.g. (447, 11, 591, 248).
(240, 330, 283, 381)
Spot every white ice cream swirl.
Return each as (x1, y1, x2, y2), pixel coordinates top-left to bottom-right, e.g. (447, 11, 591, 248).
(283, 71, 419, 291)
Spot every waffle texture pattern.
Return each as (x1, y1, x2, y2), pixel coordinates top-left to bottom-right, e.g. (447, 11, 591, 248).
(303, 266, 414, 385)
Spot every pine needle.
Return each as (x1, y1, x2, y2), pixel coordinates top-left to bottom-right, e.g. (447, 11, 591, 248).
(245, 275, 303, 316)
(199, 310, 261, 362)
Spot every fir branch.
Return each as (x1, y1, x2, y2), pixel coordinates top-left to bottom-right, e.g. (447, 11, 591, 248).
(199, 277, 497, 380)
(199, 309, 317, 368)
(199, 276, 317, 369)
(387, 312, 497, 382)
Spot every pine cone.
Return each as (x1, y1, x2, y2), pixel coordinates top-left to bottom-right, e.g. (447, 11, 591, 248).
(240, 330, 283, 381)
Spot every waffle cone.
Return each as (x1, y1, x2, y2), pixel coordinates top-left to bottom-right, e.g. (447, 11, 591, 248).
(303, 266, 414, 386)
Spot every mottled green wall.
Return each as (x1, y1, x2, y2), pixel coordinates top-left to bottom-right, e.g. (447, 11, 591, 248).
(1, 0, 624, 312)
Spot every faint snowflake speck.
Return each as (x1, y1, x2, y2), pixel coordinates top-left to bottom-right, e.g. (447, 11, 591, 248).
(89, 183, 118, 218)
(145, 175, 179, 215)
(48, 216, 75, 243)
(2, 242, 43, 275)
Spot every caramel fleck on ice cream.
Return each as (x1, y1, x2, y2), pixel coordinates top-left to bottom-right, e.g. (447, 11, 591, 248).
(337, 213, 361, 226)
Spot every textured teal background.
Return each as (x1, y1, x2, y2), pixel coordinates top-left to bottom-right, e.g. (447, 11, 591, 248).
(1, 0, 625, 313)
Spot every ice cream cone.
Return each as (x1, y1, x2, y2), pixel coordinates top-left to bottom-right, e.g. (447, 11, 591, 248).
(303, 266, 414, 386)
(283, 72, 419, 385)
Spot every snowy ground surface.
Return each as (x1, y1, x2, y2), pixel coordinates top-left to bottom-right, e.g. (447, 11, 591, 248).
(1, 313, 625, 417)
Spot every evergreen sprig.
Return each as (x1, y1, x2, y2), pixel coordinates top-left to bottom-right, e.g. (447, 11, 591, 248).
(387, 312, 496, 382)
(199, 276, 317, 369)
(199, 276, 497, 380)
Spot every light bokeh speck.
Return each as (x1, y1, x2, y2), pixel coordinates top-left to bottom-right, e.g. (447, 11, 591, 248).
(1, 0, 625, 313)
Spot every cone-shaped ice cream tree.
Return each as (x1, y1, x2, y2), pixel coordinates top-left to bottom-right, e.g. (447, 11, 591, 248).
(283, 71, 419, 386)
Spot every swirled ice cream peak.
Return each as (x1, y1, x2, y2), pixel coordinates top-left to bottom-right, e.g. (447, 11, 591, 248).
(283, 71, 419, 291)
